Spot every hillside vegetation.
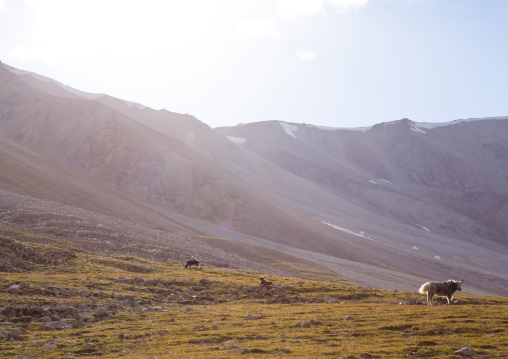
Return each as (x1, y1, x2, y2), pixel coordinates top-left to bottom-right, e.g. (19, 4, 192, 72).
(1, 231, 507, 358)
(2, 62, 508, 297)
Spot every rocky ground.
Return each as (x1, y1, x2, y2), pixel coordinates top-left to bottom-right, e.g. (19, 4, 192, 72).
(0, 273, 376, 344)
(1, 265, 504, 358)
(0, 189, 289, 277)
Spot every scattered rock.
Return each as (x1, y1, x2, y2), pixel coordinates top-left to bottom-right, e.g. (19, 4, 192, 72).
(41, 321, 71, 330)
(231, 347, 248, 354)
(8, 285, 20, 295)
(0, 328, 23, 341)
(454, 346, 477, 356)
(199, 278, 211, 285)
(224, 339, 243, 347)
(92, 307, 110, 318)
(78, 312, 95, 322)
(292, 319, 318, 328)
(249, 348, 267, 353)
(344, 316, 355, 321)
(323, 295, 339, 303)
(45, 250, 76, 264)
(11, 316, 32, 323)
(62, 318, 85, 328)
(42, 343, 58, 350)
(191, 325, 207, 331)
(242, 283, 298, 302)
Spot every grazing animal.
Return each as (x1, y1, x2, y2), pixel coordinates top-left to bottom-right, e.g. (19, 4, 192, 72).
(259, 276, 273, 286)
(419, 279, 463, 305)
(185, 259, 200, 269)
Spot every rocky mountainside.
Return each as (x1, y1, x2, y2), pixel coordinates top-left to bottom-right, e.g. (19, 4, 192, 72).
(217, 118, 508, 245)
(1, 61, 507, 296)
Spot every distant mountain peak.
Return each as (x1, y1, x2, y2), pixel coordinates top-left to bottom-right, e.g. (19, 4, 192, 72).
(2, 62, 104, 101)
(371, 118, 427, 134)
(2, 61, 508, 297)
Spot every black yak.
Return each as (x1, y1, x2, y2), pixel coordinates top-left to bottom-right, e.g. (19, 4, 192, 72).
(419, 279, 463, 305)
(185, 259, 200, 269)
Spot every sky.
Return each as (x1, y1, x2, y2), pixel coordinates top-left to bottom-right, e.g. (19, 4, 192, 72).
(1, 0, 508, 129)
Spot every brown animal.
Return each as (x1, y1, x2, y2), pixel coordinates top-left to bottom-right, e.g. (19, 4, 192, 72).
(185, 259, 200, 269)
(419, 279, 463, 305)
(259, 276, 273, 286)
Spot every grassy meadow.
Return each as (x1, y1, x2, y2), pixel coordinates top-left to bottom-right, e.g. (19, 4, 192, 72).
(0, 239, 507, 358)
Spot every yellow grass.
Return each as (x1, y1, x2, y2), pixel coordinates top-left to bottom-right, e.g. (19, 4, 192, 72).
(1, 246, 507, 358)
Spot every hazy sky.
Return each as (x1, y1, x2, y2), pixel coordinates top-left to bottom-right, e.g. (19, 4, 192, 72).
(1, 0, 507, 128)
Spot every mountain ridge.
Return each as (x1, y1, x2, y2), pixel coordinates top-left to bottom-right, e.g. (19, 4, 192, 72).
(1, 61, 507, 296)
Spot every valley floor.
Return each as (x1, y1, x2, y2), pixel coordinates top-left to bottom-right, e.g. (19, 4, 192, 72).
(1, 254, 507, 358)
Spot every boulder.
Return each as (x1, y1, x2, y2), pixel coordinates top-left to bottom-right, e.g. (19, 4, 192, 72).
(62, 318, 85, 328)
(454, 346, 477, 356)
(1, 328, 23, 340)
(11, 316, 32, 323)
(42, 343, 58, 350)
(41, 321, 71, 330)
(92, 307, 110, 318)
(8, 285, 20, 295)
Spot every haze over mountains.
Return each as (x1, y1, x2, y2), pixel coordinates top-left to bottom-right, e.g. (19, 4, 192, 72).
(1, 61, 507, 296)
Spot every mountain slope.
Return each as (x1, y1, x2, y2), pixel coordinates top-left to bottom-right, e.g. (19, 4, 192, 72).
(217, 118, 508, 246)
(1, 61, 507, 296)
(0, 62, 335, 248)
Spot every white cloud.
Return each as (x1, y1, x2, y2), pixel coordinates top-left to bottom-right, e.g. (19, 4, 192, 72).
(236, 18, 280, 39)
(0, 0, 6, 11)
(8, 0, 235, 71)
(8, 45, 33, 62)
(327, 0, 369, 12)
(297, 50, 316, 60)
(272, 0, 368, 19)
(273, 0, 325, 19)
(236, 0, 368, 40)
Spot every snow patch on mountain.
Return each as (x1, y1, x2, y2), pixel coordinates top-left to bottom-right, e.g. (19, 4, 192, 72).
(280, 122, 298, 138)
(310, 124, 371, 132)
(125, 101, 147, 110)
(410, 122, 426, 134)
(227, 135, 247, 145)
(417, 116, 508, 129)
(370, 179, 392, 185)
(322, 222, 373, 241)
(413, 223, 430, 232)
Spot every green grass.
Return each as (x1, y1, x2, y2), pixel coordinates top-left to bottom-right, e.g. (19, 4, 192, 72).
(1, 241, 507, 358)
